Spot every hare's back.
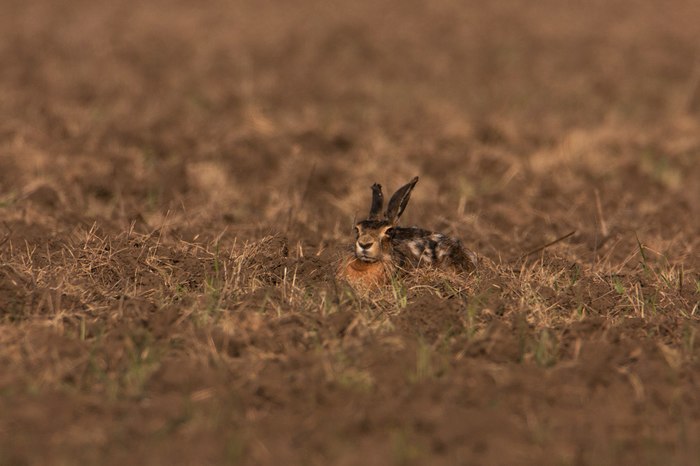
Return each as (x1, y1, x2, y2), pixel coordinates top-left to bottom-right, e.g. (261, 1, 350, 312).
(391, 227, 476, 270)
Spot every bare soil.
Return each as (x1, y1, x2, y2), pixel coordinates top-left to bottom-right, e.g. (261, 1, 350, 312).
(1, 0, 699, 465)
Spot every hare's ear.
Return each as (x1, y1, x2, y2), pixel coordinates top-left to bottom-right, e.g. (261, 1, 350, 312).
(368, 183, 384, 220)
(385, 176, 419, 224)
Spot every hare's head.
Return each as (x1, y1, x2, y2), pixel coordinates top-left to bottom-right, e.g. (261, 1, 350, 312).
(353, 177, 418, 263)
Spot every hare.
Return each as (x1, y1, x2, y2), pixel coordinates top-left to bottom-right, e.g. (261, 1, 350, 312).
(340, 176, 477, 286)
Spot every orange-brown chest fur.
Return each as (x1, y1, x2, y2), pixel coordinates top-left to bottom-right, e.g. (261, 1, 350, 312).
(338, 257, 389, 287)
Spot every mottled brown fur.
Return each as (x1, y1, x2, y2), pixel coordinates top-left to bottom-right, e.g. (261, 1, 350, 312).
(338, 257, 391, 287)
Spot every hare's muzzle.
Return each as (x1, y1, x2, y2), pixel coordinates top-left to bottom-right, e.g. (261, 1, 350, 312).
(355, 234, 381, 262)
(358, 239, 374, 249)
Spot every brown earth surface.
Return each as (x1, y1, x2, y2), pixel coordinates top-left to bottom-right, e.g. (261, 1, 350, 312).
(1, 0, 700, 465)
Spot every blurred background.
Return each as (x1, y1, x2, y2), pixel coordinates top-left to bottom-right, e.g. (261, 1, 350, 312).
(1, 0, 699, 262)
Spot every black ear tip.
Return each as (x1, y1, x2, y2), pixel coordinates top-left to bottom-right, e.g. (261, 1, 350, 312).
(411, 176, 419, 184)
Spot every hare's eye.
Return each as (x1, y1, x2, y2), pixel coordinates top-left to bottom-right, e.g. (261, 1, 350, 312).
(384, 228, 394, 237)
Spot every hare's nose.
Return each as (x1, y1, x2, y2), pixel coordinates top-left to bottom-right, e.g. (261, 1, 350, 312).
(358, 240, 374, 250)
